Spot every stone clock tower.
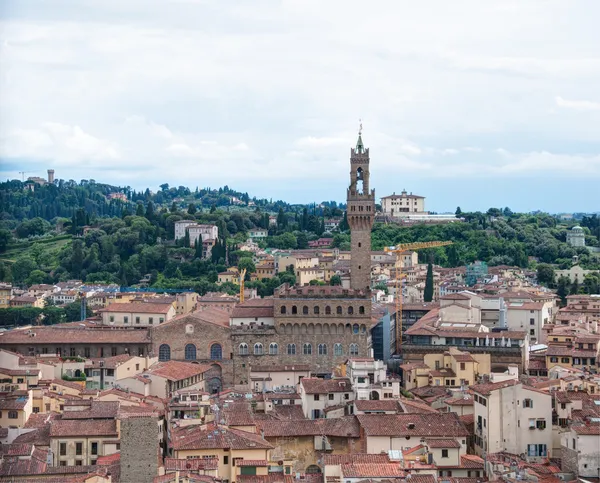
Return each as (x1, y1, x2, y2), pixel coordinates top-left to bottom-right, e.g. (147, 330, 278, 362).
(346, 128, 375, 291)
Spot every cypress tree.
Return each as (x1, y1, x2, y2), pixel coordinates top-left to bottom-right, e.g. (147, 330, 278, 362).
(424, 262, 434, 302)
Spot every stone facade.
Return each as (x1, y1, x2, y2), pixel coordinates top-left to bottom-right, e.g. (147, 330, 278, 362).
(231, 285, 372, 384)
(120, 416, 159, 483)
(150, 311, 233, 390)
(346, 133, 375, 291)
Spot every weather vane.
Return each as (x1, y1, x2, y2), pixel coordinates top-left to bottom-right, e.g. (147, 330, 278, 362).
(358, 119, 363, 135)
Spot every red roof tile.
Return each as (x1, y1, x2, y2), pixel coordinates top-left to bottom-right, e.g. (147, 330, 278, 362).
(301, 378, 352, 394)
(341, 463, 405, 478)
(357, 413, 469, 437)
(172, 425, 273, 451)
(100, 301, 173, 313)
(147, 360, 212, 381)
(322, 454, 390, 465)
(49, 419, 118, 437)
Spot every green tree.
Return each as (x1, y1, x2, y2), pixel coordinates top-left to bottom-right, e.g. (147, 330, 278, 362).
(455, 207, 462, 216)
(330, 275, 342, 286)
(0, 229, 12, 252)
(424, 262, 434, 302)
(170, 202, 178, 213)
(136, 202, 145, 216)
(570, 279, 579, 295)
(556, 276, 570, 306)
(71, 239, 84, 278)
(238, 257, 256, 275)
(536, 263, 555, 286)
(43, 306, 65, 325)
(188, 203, 197, 215)
(26, 270, 48, 286)
(64, 299, 88, 322)
(11, 256, 37, 284)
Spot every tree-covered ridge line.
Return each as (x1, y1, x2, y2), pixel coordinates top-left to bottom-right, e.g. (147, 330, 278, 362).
(0, 177, 599, 298)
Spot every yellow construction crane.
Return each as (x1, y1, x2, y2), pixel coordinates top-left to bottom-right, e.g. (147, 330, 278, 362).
(384, 241, 453, 356)
(239, 268, 247, 303)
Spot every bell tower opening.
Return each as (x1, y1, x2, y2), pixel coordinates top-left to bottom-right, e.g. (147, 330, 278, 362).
(356, 167, 364, 194)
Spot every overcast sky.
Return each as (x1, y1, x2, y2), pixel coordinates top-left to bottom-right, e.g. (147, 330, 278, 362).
(1, 1, 599, 213)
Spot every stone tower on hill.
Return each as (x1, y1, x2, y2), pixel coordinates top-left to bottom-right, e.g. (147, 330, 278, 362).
(347, 129, 375, 291)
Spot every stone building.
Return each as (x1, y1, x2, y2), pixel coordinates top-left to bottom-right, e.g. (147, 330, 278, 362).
(230, 133, 375, 383)
(347, 131, 375, 291)
(566, 225, 586, 247)
(150, 309, 233, 392)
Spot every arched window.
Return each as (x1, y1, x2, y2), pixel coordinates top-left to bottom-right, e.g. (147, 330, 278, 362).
(314, 306, 320, 315)
(359, 306, 365, 314)
(287, 344, 296, 355)
(254, 343, 264, 355)
(523, 398, 533, 408)
(303, 343, 312, 355)
(353, 324, 359, 334)
(318, 344, 327, 355)
(269, 343, 278, 355)
(239, 343, 248, 355)
(292, 306, 298, 315)
(281, 306, 287, 314)
(334, 343, 343, 356)
(349, 344, 359, 356)
(210, 343, 222, 360)
(303, 306, 309, 315)
(184, 344, 196, 360)
(159, 344, 171, 361)
(348, 306, 354, 315)
(325, 306, 331, 315)
(336, 306, 342, 315)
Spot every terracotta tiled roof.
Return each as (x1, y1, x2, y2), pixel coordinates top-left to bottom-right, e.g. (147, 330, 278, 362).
(572, 423, 600, 435)
(444, 395, 474, 406)
(399, 399, 439, 414)
(425, 438, 461, 448)
(0, 396, 29, 410)
(61, 400, 119, 419)
(171, 425, 273, 451)
(147, 360, 212, 381)
(470, 379, 518, 396)
(341, 463, 405, 478)
(459, 454, 485, 469)
(96, 452, 121, 465)
(354, 399, 401, 412)
(301, 378, 352, 394)
(546, 345, 596, 358)
(84, 353, 134, 369)
(49, 419, 118, 437)
(357, 413, 469, 437)
(0, 326, 151, 344)
(0, 443, 33, 457)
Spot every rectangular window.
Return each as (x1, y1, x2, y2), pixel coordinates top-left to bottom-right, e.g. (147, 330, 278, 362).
(60, 461, 67, 466)
(76, 442, 83, 455)
(328, 394, 334, 400)
(530, 318, 535, 325)
(8, 411, 18, 419)
(75, 460, 83, 466)
(91, 442, 98, 455)
(84, 347, 90, 358)
(536, 419, 546, 430)
(33, 407, 40, 413)
(70, 348, 76, 357)
(460, 362, 465, 370)
(136, 317, 140, 324)
(149, 317, 153, 324)
(109, 316, 115, 322)
(124, 316, 129, 324)
(442, 449, 449, 458)
(159, 318, 164, 324)
(111, 347, 117, 357)
(60, 443, 67, 456)
(314, 395, 320, 401)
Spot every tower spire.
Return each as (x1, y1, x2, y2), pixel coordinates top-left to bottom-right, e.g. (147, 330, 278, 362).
(355, 119, 364, 154)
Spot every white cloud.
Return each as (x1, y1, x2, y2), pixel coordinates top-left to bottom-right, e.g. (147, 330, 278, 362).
(1, 0, 600, 207)
(555, 96, 600, 111)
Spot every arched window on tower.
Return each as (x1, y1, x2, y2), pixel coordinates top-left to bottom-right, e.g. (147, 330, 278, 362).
(281, 306, 287, 314)
(287, 344, 296, 355)
(325, 306, 331, 315)
(303, 306, 309, 315)
(303, 343, 312, 355)
(292, 306, 298, 315)
(318, 344, 327, 355)
(334, 343, 343, 356)
(314, 306, 320, 315)
(269, 343, 278, 355)
(349, 344, 359, 356)
(239, 343, 248, 355)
